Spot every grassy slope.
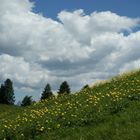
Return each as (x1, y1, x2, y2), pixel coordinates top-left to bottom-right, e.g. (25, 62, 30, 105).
(0, 70, 140, 140)
(0, 104, 22, 119)
(40, 101, 140, 140)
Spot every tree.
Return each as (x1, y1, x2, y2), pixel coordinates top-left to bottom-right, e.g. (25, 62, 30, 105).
(41, 84, 53, 100)
(4, 79, 15, 105)
(0, 84, 5, 104)
(21, 96, 33, 107)
(58, 81, 71, 95)
(0, 79, 15, 105)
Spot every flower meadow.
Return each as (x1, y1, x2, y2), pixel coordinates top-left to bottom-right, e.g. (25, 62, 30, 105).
(0, 70, 140, 140)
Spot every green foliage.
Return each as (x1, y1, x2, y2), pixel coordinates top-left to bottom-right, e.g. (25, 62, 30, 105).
(0, 69, 140, 140)
(21, 96, 33, 107)
(0, 79, 15, 105)
(58, 81, 71, 95)
(41, 84, 53, 100)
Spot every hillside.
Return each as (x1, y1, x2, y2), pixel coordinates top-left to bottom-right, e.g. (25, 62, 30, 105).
(0, 70, 140, 140)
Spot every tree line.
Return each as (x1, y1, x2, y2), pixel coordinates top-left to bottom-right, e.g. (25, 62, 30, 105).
(0, 79, 71, 106)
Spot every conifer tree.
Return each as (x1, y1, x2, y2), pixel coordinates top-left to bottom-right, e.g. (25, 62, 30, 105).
(0, 84, 5, 104)
(58, 81, 71, 95)
(41, 83, 53, 100)
(21, 96, 33, 107)
(4, 79, 15, 104)
(0, 79, 15, 105)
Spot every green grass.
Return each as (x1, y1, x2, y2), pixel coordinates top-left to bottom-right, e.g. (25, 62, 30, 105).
(0, 69, 140, 140)
(38, 100, 140, 140)
(0, 104, 22, 119)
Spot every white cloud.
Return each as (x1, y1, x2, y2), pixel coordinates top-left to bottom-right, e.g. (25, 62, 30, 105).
(0, 0, 140, 101)
(89, 11, 139, 32)
(120, 59, 140, 73)
(0, 0, 33, 15)
(58, 10, 139, 43)
(0, 54, 51, 87)
(0, 2, 94, 62)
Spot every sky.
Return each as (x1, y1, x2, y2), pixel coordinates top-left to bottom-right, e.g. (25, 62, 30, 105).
(0, 0, 140, 103)
(33, 0, 140, 19)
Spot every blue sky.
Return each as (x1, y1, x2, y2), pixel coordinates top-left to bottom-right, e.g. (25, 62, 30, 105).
(33, 0, 140, 19)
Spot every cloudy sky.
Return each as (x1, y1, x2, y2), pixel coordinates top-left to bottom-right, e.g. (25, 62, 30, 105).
(0, 0, 140, 102)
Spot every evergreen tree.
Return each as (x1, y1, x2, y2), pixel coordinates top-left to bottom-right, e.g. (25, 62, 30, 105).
(41, 83, 53, 100)
(0, 84, 5, 104)
(21, 96, 33, 107)
(0, 79, 15, 105)
(58, 81, 71, 95)
(4, 79, 15, 105)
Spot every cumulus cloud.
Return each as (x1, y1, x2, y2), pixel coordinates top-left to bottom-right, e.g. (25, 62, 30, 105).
(0, 0, 140, 101)
(58, 10, 139, 43)
(0, 54, 51, 87)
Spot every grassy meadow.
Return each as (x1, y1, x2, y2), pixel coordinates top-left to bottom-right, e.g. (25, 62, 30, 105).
(0, 70, 140, 140)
